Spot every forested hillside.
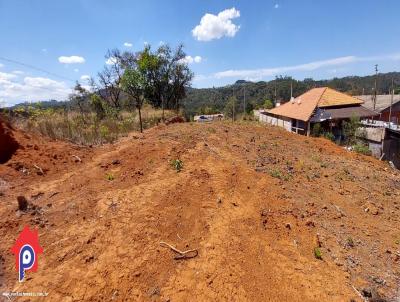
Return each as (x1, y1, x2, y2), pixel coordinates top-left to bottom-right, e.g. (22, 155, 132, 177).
(6, 72, 400, 120)
(182, 72, 400, 117)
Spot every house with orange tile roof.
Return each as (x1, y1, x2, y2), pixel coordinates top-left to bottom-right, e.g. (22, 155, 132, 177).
(260, 87, 378, 137)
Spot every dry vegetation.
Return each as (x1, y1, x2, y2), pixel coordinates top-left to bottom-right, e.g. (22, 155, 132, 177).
(7, 104, 176, 145)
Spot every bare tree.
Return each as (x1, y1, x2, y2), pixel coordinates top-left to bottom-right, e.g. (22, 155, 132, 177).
(97, 49, 124, 110)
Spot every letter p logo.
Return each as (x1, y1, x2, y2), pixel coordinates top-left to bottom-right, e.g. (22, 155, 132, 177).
(11, 226, 43, 282)
(19, 244, 35, 282)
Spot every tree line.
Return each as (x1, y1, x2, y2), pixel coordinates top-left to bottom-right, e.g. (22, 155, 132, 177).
(7, 66, 400, 123)
(182, 73, 400, 118)
(70, 44, 193, 132)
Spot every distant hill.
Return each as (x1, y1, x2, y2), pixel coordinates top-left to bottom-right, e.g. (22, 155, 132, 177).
(182, 72, 400, 117)
(4, 72, 400, 118)
(8, 99, 69, 110)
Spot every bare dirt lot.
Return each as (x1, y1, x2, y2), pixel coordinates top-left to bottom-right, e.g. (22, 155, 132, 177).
(0, 121, 399, 301)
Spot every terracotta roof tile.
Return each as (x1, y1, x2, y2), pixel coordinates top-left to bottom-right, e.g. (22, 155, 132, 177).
(318, 87, 363, 107)
(267, 87, 364, 121)
(268, 87, 326, 121)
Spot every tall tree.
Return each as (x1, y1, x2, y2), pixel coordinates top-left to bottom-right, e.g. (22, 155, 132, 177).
(120, 66, 146, 133)
(140, 44, 193, 120)
(169, 56, 194, 113)
(69, 82, 90, 118)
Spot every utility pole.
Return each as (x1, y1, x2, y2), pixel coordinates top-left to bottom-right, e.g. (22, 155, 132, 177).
(290, 80, 293, 99)
(243, 86, 246, 114)
(373, 64, 378, 110)
(232, 87, 235, 122)
(389, 78, 394, 128)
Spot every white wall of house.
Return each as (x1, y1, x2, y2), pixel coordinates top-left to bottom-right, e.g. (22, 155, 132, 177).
(259, 113, 291, 132)
(253, 109, 267, 119)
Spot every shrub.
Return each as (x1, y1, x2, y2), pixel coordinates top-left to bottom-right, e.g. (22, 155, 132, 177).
(263, 99, 274, 109)
(343, 115, 360, 145)
(13, 106, 172, 145)
(311, 123, 322, 137)
(353, 143, 371, 156)
(323, 132, 335, 142)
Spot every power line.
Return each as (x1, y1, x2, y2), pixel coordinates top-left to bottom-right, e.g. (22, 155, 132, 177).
(0, 56, 76, 82)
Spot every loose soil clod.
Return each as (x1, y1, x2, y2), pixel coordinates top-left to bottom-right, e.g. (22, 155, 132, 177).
(17, 196, 28, 211)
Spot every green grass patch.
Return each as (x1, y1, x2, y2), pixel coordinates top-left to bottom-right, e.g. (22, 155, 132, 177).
(314, 247, 322, 260)
(105, 173, 115, 181)
(171, 159, 183, 172)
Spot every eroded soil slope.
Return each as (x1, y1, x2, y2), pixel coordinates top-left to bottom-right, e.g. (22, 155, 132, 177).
(0, 122, 399, 301)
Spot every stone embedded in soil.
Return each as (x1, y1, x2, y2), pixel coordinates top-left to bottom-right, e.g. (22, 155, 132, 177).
(112, 159, 121, 165)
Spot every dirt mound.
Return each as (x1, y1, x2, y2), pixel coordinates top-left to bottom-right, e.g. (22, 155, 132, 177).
(0, 122, 399, 301)
(0, 120, 88, 182)
(0, 119, 20, 164)
(165, 115, 185, 125)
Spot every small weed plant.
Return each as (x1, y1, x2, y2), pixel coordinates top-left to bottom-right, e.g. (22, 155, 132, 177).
(171, 159, 183, 172)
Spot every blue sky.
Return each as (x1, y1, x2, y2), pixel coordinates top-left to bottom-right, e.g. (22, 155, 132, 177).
(1, 0, 400, 105)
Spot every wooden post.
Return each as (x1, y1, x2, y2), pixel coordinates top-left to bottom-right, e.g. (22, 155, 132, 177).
(389, 78, 394, 128)
(307, 121, 311, 136)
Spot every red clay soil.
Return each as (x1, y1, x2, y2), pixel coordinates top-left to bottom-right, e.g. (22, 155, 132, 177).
(0, 120, 20, 164)
(0, 121, 399, 301)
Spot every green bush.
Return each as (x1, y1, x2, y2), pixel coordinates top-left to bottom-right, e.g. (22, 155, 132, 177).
(311, 123, 322, 137)
(263, 99, 274, 109)
(353, 143, 371, 155)
(343, 115, 360, 145)
(323, 132, 335, 142)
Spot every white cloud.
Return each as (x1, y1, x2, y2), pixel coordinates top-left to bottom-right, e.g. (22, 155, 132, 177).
(0, 63, 3, 68)
(73, 68, 79, 73)
(80, 75, 91, 81)
(212, 52, 400, 81)
(124, 42, 133, 47)
(274, 4, 279, 8)
(192, 7, 240, 41)
(0, 71, 17, 81)
(180, 55, 203, 64)
(81, 85, 92, 92)
(12, 70, 24, 75)
(105, 57, 118, 65)
(58, 55, 85, 64)
(193, 74, 209, 82)
(214, 56, 358, 79)
(0, 75, 72, 105)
